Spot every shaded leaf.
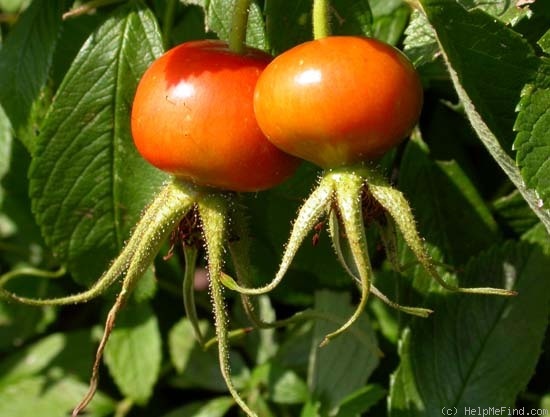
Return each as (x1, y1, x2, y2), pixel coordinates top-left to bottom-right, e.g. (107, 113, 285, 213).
(0, 278, 57, 352)
(308, 290, 379, 413)
(29, 2, 167, 285)
(370, 0, 409, 45)
(161, 396, 235, 417)
(458, 0, 532, 25)
(0, 139, 47, 265)
(183, 0, 267, 50)
(399, 137, 501, 267)
(265, 0, 311, 54)
(522, 223, 550, 255)
(330, 0, 372, 38)
(417, 0, 550, 235)
(265, 0, 371, 54)
(0, 0, 64, 146)
(389, 242, 550, 415)
(492, 189, 539, 236)
(337, 384, 386, 417)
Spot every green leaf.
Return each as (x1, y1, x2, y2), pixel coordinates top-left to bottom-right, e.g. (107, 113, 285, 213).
(0, 105, 12, 208)
(389, 242, 550, 415)
(264, 0, 372, 54)
(0, 332, 66, 386)
(0, 0, 65, 143)
(458, 0, 533, 25)
(168, 317, 209, 374)
(539, 29, 550, 53)
(168, 318, 250, 392)
(370, 0, 409, 45)
(0, 375, 115, 417)
(308, 290, 379, 413)
(185, 0, 268, 50)
(104, 302, 162, 404)
(514, 59, 550, 219)
(0, 330, 115, 416)
(0, 0, 30, 13)
(249, 362, 309, 404)
(161, 397, 235, 417)
(399, 137, 501, 266)
(403, 10, 439, 69)
(522, 222, 550, 255)
(300, 399, 321, 417)
(232, 294, 278, 365)
(29, 2, 168, 285)
(336, 384, 386, 417)
(492, 190, 539, 236)
(417, 0, 550, 235)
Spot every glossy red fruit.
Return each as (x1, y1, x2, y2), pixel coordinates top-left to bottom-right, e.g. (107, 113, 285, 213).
(131, 40, 299, 192)
(253, 36, 423, 168)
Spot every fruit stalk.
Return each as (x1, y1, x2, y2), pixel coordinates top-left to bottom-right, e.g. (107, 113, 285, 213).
(312, 0, 331, 39)
(229, 0, 252, 54)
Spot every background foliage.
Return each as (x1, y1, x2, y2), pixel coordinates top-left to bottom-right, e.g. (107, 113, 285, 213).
(0, 0, 549, 416)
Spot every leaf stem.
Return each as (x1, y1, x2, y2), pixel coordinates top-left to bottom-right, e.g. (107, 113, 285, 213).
(0, 266, 66, 288)
(328, 210, 432, 318)
(363, 166, 517, 297)
(0, 179, 197, 306)
(182, 244, 206, 345)
(320, 174, 370, 346)
(312, 0, 331, 39)
(229, 0, 251, 54)
(62, 0, 125, 20)
(220, 177, 333, 295)
(199, 193, 257, 417)
(72, 180, 198, 416)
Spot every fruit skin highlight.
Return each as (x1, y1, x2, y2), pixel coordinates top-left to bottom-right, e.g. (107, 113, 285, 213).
(132, 40, 299, 192)
(253, 36, 423, 168)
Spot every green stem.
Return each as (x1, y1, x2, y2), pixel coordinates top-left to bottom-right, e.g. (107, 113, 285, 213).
(220, 177, 333, 295)
(0, 179, 198, 306)
(0, 266, 66, 288)
(162, 0, 178, 49)
(362, 166, 517, 297)
(204, 306, 382, 356)
(62, 0, 124, 20)
(229, 0, 251, 54)
(319, 173, 370, 346)
(204, 326, 253, 350)
(328, 210, 432, 318)
(114, 398, 134, 417)
(199, 193, 257, 417)
(182, 245, 206, 345)
(312, 0, 331, 39)
(72, 180, 198, 416)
